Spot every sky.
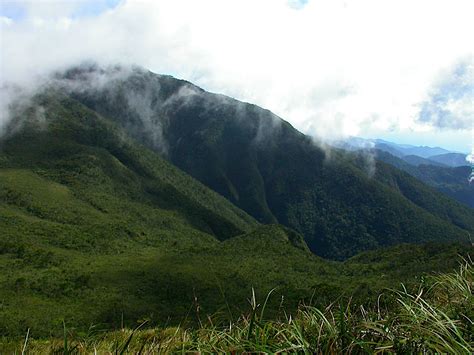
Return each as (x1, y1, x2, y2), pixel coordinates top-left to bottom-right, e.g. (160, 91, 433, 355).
(0, 0, 473, 152)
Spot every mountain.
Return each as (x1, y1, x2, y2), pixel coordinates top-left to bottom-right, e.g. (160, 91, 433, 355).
(397, 145, 452, 158)
(371, 139, 455, 158)
(401, 154, 447, 167)
(336, 137, 472, 208)
(0, 95, 257, 239)
(428, 152, 469, 167)
(375, 150, 474, 208)
(56, 64, 474, 260)
(363, 140, 470, 169)
(1, 66, 473, 336)
(0, 92, 300, 334)
(338, 137, 455, 159)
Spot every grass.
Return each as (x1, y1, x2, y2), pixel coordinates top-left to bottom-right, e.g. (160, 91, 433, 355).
(2, 257, 472, 353)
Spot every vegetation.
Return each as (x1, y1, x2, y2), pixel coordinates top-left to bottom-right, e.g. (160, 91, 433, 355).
(1, 89, 472, 338)
(0, 67, 473, 348)
(2, 258, 472, 353)
(67, 65, 474, 259)
(375, 150, 474, 208)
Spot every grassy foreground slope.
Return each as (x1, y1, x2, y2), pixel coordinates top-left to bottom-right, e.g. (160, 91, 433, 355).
(1, 92, 472, 338)
(2, 258, 473, 353)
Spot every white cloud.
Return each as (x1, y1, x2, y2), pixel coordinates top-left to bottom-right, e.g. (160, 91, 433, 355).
(418, 57, 473, 130)
(1, 0, 473, 147)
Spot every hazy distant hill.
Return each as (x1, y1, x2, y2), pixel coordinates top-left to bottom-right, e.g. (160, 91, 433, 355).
(338, 137, 468, 165)
(398, 145, 452, 158)
(375, 150, 473, 208)
(428, 152, 469, 167)
(338, 137, 455, 159)
(401, 154, 447, 167)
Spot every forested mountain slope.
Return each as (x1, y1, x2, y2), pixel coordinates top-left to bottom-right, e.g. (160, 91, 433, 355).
(64, 65, 473, 259)
(1, 69, 473, 336)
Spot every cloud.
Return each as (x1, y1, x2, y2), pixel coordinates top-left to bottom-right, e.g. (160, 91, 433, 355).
(418, 57, 473, 130)
(467, 154, 474, 164)
(287, 0, 309, 10)
(1, 0, 473, 144)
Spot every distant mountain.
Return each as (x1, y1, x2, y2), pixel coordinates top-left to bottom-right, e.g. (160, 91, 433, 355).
(375, 150, 474, 208)
(58, 64, 473, 260)
(337, 139, 471, 205)
(373, 142, 405, 157)
(428, 153, 469, 167)
(338, 137, 460, 161)
(401, 155, 447, 167)
(373, 139, 454, 158)
(397, 145, 452, 159)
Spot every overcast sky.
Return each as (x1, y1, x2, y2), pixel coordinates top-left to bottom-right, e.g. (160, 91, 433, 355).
(1, 0, 473, 152)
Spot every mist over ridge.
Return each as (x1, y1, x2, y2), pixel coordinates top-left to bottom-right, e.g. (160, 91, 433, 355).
(2, 62, 472, 261)
(1, 0, 472, 152)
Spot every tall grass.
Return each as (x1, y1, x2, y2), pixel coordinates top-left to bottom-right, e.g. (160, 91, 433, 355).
(3, 258, 472, 354)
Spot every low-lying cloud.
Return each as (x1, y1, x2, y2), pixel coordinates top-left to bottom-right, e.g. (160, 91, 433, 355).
(1, 0, 473, 148)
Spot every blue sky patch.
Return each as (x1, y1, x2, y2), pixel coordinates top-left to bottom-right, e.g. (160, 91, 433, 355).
(71, 0, 122, 19)
(0, 2, 26, 21)
(0, 0, 122, 21)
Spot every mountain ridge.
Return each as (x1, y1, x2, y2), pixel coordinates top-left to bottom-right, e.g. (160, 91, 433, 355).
(51, 64, 473, 259)
(373, 150, 474, 208)
(337, 136, 463, 158)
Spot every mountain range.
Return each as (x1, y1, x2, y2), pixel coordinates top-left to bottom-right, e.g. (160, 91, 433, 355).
(374, 151, 474, 208)
(58, 65, 472, 259)
(333, 136, 473, 208)
(337, 137, 469, 167)
(0, 64, 473, 335)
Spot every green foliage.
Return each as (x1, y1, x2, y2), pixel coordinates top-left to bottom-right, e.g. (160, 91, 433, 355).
(0, 88, 473, 337)
(66, 67, 474, 259)
(2, 259, 472, 353)
(376, 150, 474, 208)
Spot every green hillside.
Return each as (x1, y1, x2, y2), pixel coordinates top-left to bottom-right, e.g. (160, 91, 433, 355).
(1, 88, 472, 337)
(0, 92, 257, 335)
(67, 65, 474, 259)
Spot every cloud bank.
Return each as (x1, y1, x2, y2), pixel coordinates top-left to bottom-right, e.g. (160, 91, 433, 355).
(1, 0, 473, 149)
(418, 58, 473, 130)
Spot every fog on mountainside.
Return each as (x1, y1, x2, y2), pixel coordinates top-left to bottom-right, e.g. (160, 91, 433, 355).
(3, 64, 471, 260)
